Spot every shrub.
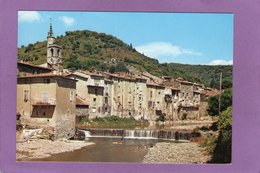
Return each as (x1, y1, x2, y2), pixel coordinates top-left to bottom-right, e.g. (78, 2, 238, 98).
(211, 106, 232, 163)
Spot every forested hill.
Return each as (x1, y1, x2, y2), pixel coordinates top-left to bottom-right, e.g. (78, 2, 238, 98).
(18, 30, 232, 89)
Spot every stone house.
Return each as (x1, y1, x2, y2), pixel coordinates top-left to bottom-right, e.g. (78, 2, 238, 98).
(106, 73, 148, 120)
(66, 70, 106, 119)
(146, 81, 165, 122)
(17, 73, 77, 139)
(173, 77, 206, 120)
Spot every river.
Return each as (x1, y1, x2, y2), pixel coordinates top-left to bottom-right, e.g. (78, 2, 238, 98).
(33, 137, 163, 162)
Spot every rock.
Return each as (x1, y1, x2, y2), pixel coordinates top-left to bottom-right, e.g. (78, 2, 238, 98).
(143, 142, 210, 164)
(16, 139, 95, 160)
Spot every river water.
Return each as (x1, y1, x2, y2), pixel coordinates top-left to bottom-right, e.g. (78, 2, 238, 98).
(34, 138, 161, 162)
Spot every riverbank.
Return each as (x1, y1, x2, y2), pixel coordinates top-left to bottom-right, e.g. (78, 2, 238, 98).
(143, 141, 210, 164)
(16, 139, 95, 161)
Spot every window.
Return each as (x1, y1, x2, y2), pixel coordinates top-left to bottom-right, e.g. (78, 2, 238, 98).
(70, 91, 75, 101)
(150, 91, 153, 98)
(50, 48, 54, 57)
(139, 95, 143, 101)
(93, 98, 96, 102)
(24, 90, 29, 102)
(95, 88, 98, 95)
(57, 49, 60, 57)
(158, 91, 161, 95)
(44, 79, 50, 84)
(105, 97, 108, 104)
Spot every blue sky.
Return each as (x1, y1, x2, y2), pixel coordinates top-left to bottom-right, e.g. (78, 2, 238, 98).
(18, 11, 233, 65)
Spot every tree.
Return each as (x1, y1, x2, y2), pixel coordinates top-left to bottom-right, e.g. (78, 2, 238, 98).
(211, 107, 232, 163)
(208, 89, 232, 116)
(67, 55, 81, 69)
(208, 96, 219, 116)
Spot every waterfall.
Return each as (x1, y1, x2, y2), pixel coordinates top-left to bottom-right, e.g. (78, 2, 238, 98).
(78, 128, 199, 141)
(76, 129, 92, 140)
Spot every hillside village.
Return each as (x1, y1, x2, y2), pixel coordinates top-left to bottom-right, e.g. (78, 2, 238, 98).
(17, 22, 221, 140)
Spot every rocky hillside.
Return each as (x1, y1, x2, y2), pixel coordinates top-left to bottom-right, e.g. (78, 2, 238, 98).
(18, 30, 232, 89)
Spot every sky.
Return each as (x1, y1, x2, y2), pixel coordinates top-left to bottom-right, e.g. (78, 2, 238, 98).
(18, 11, 233, 65)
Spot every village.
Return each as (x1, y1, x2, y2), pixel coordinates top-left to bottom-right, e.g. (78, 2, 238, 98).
(16, 21, 222, 162)
(16, 21, 225, 163)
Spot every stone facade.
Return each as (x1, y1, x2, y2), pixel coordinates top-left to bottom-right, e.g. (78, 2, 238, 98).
(17, 74, 77, 139)
(67, 70, 211, 122)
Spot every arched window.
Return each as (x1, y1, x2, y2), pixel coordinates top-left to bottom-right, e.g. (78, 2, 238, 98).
(50, 48, 54, 57)
(57, 49, 60, 57)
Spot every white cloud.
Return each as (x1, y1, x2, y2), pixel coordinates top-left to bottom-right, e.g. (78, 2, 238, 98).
(135, 42, 202, 60)
(209, 59, 233, 65)
(18, 11, 41, 23)
(59, 16, 75, 27)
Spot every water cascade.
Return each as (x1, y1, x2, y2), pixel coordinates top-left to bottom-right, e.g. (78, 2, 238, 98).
(79, 128, 199, 141)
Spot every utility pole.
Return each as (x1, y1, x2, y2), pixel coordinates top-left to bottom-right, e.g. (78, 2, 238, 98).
(218, 72, 222, 116)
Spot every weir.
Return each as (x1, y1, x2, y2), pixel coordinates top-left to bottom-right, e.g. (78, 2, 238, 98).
(78, 128, 200, 141)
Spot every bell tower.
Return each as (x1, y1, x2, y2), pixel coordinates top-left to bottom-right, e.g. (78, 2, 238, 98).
(47, 18, 55, 47)
(46, 18, 63, 75)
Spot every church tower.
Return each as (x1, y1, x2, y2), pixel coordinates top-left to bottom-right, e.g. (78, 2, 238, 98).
(46, 18, 63, 75)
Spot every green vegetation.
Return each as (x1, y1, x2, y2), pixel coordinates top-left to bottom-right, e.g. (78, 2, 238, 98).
(18, 30, 232, 88)
(204, 88, 232, 163)
(208, 89, 232, 116)
(200, 136, 217, 156)
(76, 116, 149, 129)
(211, 107, 232, 163)
(159, 63, 232, 89)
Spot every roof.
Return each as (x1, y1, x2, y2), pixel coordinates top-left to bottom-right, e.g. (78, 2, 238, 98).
(76, 96, 89, 106)
(65, 73, 89, 81)
(17, 73, 78, 82)
(146, 82, 165, 88)
(205, 89, 222, 97)
(109, 73, 146, 82)
(77, 70, 105, 78)
(175, 78, 193, 85)
(47, 44, 62, 48)
(193, 83, 203, 87)
(18, 62, 52, 71)
(171, 87, 180, 91)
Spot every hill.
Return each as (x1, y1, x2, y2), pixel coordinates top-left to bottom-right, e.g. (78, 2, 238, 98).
(18, 30, 232, 89)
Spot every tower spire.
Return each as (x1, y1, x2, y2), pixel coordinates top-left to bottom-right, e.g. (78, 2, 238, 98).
(48, 18, 53, 37)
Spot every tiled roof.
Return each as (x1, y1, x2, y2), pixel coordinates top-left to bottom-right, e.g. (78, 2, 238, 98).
(205, 89, 222, 97)
(65, 73, 89, 80)
(17, 73, 77, 81)
(175, 78, 194, 85)
(18, 62, 52, 70)
(146, 82, 165, 88)
(77, 70, 104, 77)
(76, 96, 89, 106)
